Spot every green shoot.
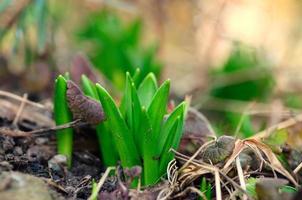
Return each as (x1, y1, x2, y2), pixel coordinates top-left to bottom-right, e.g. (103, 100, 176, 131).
(200, 177, 212, 200)
(94, 72, 187, 186)
(96, 83, 141, 168)
(90, 179, 98, 200)
(54, 71, 186, 186)
(81, 75, 119, 166)
(77, 10, 162, 89)
(54, 75, 73, 167)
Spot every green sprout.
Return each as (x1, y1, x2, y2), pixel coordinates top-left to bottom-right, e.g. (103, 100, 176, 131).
(90, 179, 98, 200)
(95, 72, 187, 185)
(200, 177, 212, 200)
(54, 70, 187, 186)
(54, 75, 73, 167)
(81, 75, 119, 167)
(208, 43, 275, 137)
(77, 10, 162, 89)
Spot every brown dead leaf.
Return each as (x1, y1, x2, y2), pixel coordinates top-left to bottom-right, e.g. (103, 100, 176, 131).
(245, 139, 298, 186)
(180, 107, 215, 155)
(70, 53, 98, 84)
(66, 80, 105, 125)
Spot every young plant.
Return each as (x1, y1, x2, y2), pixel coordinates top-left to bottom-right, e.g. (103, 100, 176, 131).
(53, 71, 186, 186)
(77, 10, 162, 89)
(200, 177, 212, 200)
(94, 72, 187, 185)
(54, 75, 73, 167)
(81, 75, 119, 166)
(208, 44, 275, 137)
(89, 179, 98, 200)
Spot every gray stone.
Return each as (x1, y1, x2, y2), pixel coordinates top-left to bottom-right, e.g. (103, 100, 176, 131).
(13, 147, 23, 156)
(0, 171, 54, 200)
(35, 137, 49, 145)
(48, 154, 67, 175)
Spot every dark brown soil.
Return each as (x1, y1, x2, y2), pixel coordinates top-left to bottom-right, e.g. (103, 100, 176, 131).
(0, 117, 115, 200)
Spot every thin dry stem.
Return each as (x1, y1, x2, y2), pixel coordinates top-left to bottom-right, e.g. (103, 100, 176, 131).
(0, 119, 84, 137)
(293, 161, 302, 174)
(88, 166, 116, 200)
(172, 186, 208, 200)
(214, 169, 222, 200)
(234, 102, 255, 137)
(252, 113, 302, 140)
(179, 140, 215, 171)
(12, 93, 28, 127)
(0, 90, 47, 109)
(236, 157, 247, 200)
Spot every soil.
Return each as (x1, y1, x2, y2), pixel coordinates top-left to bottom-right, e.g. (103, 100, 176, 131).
(0, 117, 112, 200)
(1, 99, 301, 200)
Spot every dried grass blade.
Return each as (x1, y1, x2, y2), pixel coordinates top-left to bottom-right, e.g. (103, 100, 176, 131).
(246, 139, 298, 186)
(223, 139, 245, 170)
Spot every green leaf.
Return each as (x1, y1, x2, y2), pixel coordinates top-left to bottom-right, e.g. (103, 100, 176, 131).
(124, 18, 142, 46)
(118, 72, 151, 157)
(147, 80, 170, 141)
(90, 179, 98, 200)
(119, 72, 134, 127)
(138, 73, 158, 108)
(158, 102, 186, 156)
(130, 79, 150, 156)
(81, 75, 119, 166)
(143, 80, 170, 185)
(226, 112, 254, 138)
(119, 72, 132, 118)
(95, 123, 119, 166)
(200, 177, 212, 200)
(35, 0, 47, 53)
(200, 177, 207, 195)
(81, 75, 98, 98)
(0, 0, 11, 13)
(159, 117, 183, 175)
(246, 178, 257, 198)
(206, 182, 212, 200)
(264, 129, 288, 147)
(54, 75, 73, 167)
(63, 72, 71, 80)
(159, 102, 186, 175)
(280, 185, 297, 193)
(96, 83, 140, 167)
(132, 66, 141, 86)
(0, 0, 12, 38)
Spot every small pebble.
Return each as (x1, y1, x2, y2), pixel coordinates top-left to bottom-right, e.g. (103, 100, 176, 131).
(5, 153, 14, 161)
(0, 161, 13, 171)
(65, 186, 75, 195)
(48, 154, 67, 176)
(35, 137, 49, 145)
(13, 147, 23, 156)
(49, 154, 67, 166)
(2, 137, 15, 152)
(26, 146, 52, 162)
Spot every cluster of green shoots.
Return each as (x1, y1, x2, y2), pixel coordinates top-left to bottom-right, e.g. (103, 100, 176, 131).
(78, 10, 162, 90)
(54, 70, 187, 186)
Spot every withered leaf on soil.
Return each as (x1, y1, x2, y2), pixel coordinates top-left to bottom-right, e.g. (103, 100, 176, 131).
(179, 107, 215, 155)
(255, 178, 292, 200)
(201, 136, 236, 165)
(70, 53, 98, 84)
(66, 80, 105, 125)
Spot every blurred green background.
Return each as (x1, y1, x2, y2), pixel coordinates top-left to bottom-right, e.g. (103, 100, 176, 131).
(1, 0, 302, 138)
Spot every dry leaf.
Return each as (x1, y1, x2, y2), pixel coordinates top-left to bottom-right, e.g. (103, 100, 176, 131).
(70, 53, 98, 84)
(66, 80, 105, 125)
(245, 139, 298, 187)
(180, 107, 215, 155)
